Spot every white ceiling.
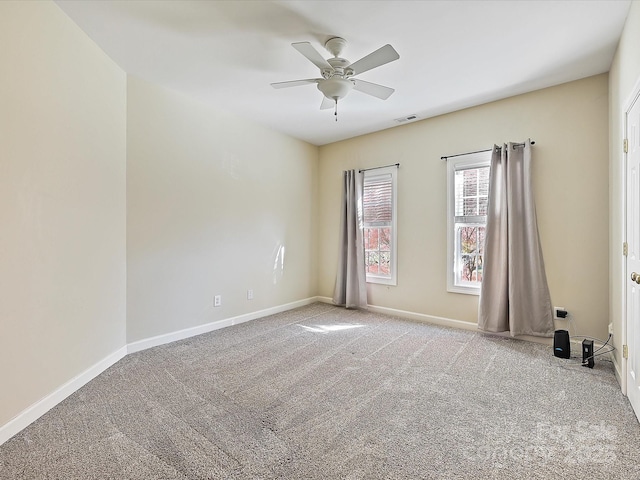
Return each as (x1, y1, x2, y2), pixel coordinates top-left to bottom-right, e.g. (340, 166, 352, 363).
(55, 0, 631, 146)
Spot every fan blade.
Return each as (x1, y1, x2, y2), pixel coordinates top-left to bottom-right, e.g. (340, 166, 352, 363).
(320, 96, 334, 110)
(292, 42, 333, 71)
(352, 79, 395, 100)
(348, 44, 399, 76)
(271, 78, 321, 89)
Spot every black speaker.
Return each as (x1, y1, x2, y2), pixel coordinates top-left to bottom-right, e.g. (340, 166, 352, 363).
(553, 330, 570, 359)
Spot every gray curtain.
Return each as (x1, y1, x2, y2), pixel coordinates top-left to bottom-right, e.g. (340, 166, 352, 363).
(478, 140, 554, 337)
(333, 170, 367, 309)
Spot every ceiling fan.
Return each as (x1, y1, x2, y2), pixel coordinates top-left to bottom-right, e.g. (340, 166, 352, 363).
(271, 37, 400, 119)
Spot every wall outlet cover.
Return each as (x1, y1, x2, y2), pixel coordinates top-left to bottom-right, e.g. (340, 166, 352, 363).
(553, 307, 567, 319)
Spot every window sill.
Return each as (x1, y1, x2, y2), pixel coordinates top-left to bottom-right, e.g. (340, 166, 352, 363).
(447, 285, 480, 296)
(367, 276, 397, 286)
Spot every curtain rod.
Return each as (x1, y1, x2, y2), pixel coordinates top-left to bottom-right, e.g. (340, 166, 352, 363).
(441, 141, 536, 161)
(359, 162, 400, 173)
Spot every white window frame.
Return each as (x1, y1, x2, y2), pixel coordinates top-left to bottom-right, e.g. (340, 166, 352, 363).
(363, 166, 398, 286)
(446, 151, 491, 295)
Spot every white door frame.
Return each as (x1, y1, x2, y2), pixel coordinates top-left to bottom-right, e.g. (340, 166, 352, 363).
(622, 74, 640, 397)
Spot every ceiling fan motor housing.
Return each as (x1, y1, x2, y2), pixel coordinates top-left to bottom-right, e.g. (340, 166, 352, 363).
(324, 57, 353, 79)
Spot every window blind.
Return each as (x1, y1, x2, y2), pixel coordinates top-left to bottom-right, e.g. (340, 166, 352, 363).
(363, 174, 393, 225)
(454, 166, 489, 223)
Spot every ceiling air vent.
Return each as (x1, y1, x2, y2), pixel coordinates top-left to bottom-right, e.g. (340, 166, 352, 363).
(394, 114, 419, 124)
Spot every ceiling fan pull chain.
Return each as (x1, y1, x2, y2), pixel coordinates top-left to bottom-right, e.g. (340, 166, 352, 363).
(335, 100, 338, 122)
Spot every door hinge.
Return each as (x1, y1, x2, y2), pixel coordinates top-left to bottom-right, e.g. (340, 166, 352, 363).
(624, 344, 629, 359)
(624, 138, 629, 153)
(624, 242, 628, 257)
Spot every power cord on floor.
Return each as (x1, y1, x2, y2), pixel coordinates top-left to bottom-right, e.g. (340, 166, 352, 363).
(555, 313, 616, 368)
(562, 333, 615, 368)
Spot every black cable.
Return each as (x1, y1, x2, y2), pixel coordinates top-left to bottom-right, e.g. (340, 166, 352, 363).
(560, 349, 616, 368)
(587, 333, 612, 354)
(557, 316, 615, 367)
(570, 333, 611, 346)
(556, 332, 615, 368)
(589, 348, 615, 359)
(582, 334, 613, 365)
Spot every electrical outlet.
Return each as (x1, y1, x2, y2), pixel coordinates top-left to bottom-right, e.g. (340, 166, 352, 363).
(214, 295, 221, 307)
(553, 307, 567, 319)
(608, 323, 614, 335)
(247, 289, 254, 300)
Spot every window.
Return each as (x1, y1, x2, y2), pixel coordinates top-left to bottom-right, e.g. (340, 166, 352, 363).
(447, 151, 491, 294)
(363, 166, 397, 285)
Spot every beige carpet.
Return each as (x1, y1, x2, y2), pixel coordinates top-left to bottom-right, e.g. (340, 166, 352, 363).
(1, 303, 639, 479)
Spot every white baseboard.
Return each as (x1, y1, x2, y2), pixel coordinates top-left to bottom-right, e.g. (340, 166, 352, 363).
(612, 354, 624, 390)
(316, 296, 478, 332)
(316, 297, 559, 348)
(316, 296, 333, 305)
(368, 304, 479, 331)
(0, 346, 127, 446)
(0, 297, 320, 447)
(127, 296, 320, 354)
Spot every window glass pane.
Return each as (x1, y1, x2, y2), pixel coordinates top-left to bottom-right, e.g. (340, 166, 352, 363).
(479, 167, 490, 196)
(365, 227, 378, 250)
(463, 169, 477, 196)
(461, 254, 474, 281)
(460, 226, 477, 254)
(379, 227, 391, 251)
(456, 166, 490, 219)
(449, 155, 490, 292)
(379, 251, 390, 275)
(366, 252, 379, 274)
(363, 167, 396, 284)
(364, 226, 391, 278)
(454, 171, 464, 216)
(479, 196, 488, 216)
(463, 197, 477, 216)
(363, 176, 392, 225)
(455, 223, 483, 287)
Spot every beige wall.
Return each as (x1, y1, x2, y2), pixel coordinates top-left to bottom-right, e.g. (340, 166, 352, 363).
(126, 77, 318, 342)
(609, 2, 640, 370)
(0, 1, 127, 427)
(319, 75, 609, 340)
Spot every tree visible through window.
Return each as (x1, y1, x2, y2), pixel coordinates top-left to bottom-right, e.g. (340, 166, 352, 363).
(456, 167, 489, 283)
(363, 167, 397, 285)
(447, 151, 491, 294)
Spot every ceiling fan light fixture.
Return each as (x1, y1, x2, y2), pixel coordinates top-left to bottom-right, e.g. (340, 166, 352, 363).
(317, 77, 354, 102)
